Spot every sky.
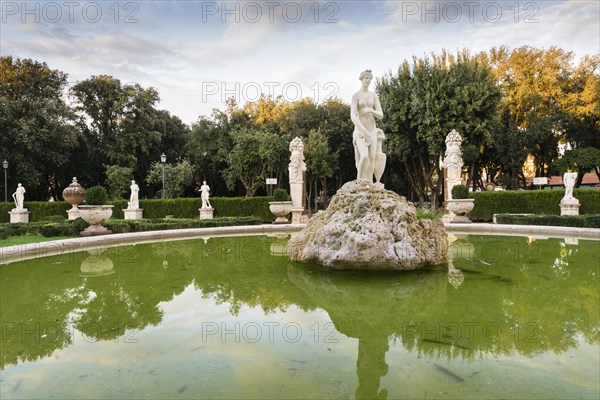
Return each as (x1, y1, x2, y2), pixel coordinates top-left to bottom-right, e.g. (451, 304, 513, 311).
(1, 0, 599, 125)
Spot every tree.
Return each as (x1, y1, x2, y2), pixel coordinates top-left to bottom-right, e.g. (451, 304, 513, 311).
(550, 148, 600, 186)
(187, 116, 230, 196)
(0, 56, 79, 200)
(70, 76, 162, 187)
(222, 128, 280, 197)
(304, 129, 338, 212)
(486, 46, 573, 186)
(378, 50, 501, 205)
(318, 99, 354, 190)
(105, 165, 133, 199)
(146, 159, 193, 198)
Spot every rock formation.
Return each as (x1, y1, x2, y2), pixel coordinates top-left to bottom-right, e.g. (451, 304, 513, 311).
(287, 180, 448, 270)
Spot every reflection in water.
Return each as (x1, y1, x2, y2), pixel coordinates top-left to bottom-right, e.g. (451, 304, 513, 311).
(1, 234, 598, 399)
(80, 248, 114, 277)
(287, 264, 447, 399)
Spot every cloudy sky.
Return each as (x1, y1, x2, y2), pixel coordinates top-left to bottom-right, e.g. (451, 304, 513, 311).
(1, 0, 598, 124)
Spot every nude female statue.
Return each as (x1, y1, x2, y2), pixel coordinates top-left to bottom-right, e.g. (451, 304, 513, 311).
(350, 69, 386, 184)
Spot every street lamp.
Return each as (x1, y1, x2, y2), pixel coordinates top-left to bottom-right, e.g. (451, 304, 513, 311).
(160, 153, 166, 199)
(2, 160, 8, 203)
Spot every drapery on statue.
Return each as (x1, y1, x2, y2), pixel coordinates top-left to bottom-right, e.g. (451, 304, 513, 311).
(12, 183, 25, 210)
(200, 181, 212, 209)
(562, 172, 577, 200)
(351, 69, 386, 184)
(128, 180, 140, 209)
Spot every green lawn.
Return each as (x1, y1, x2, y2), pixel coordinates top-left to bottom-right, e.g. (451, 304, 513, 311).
(0, 234, 72, 247)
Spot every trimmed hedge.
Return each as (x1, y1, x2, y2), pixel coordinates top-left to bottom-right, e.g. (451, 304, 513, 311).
(470, 189, 600, 222)
(0, 202, 70, 223)
(1, 216, 264, 239)
(0, 196, 273, 223)
(105, 216, 262, 233)
(495, 214, 600, 228)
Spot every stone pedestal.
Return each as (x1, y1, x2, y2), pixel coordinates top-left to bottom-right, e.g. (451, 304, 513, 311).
(291, 207, 304, 224)
(9, 209, 29, 223)
(290, 182, 303, 208)
(560, 198, 580, 215)
(199, 207, 214, 219)
(442, 210, 454, 224)
(123, 208, 143, 220)
(67, 207, 81, 220)
(287, 180, 447, 271)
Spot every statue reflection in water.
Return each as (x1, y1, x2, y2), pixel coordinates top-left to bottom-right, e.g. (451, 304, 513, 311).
(287, 264, 449, 400)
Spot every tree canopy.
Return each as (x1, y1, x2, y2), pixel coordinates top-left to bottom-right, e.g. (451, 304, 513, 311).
(1, 48, 597, 205)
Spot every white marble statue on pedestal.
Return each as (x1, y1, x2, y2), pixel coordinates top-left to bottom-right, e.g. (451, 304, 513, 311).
(128, 180, 140, 209)
(9, 183, 29, 223)
(12, 183, 25, 210)
(560, 171, 580, 216)
(351, 69, 386, 184)
(562, 172, 577, 200)
(200, 181, 212, 209)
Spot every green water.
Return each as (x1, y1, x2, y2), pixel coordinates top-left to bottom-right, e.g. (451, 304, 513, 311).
(0, 234, 598, 399)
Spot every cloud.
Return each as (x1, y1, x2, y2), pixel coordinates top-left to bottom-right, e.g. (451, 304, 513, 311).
(1, 0, 597, 125)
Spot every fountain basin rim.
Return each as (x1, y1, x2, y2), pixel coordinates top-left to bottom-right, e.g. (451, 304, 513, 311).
(0, 223, 304, 265)
(1, 223, 597, 265)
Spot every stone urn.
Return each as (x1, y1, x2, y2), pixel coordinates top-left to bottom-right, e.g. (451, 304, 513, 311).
(269, 201, 292, 224)
(446, 199, 475, 223)
(78, 205, 114, 236)
(62, 177, 86, 220)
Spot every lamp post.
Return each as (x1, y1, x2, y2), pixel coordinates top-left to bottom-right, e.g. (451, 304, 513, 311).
(160, 153, 166, 199)
(2, 160, 7, 203)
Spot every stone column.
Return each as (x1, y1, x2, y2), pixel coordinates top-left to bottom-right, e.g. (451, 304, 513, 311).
(288, 137, 307, 224)
(442, 130, 464, 223)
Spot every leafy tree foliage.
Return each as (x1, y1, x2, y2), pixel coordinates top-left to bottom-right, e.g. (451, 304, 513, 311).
(378, 50, 501, 205)
(304, 129, 338, 212)
(146, 159, 193, 199)
(105, 165, 134, 199)
(69, 75, 190, 196)
(2, 49, 596, 203)
(550, 148, 600, 185)
(0, 57, 79, 199)
(222, 128, 279, 197)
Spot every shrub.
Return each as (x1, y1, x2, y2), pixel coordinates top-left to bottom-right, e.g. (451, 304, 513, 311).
(47, 215, 65, 223)
(416, 209, 443, 219)
(84, 186, 109, 205)
(40, 223, 74, 237)
(451, 185, 469, 199)
(272, 188, 291, 202)
(495, 214, 600, 228)
(470, 188, 600, 222)
(70, 217, 90, 233)
(0, 196, 273, 223)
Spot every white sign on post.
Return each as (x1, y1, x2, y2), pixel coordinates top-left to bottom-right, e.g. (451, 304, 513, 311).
(533, 177, 548, 185)
(266, 178, 277, 185)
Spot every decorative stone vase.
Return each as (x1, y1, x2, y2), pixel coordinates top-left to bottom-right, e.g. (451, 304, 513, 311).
(78, 205, 114, 236)
(446, 199, 475, 223)
(62, 177, 86, 220)
(269, 201, 293, 224)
